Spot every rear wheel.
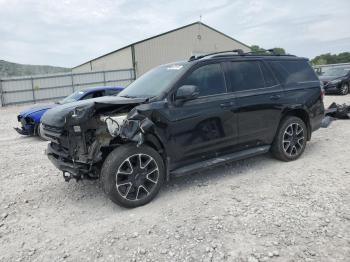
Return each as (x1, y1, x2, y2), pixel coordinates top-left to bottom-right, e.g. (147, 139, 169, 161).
(271, 116, 307, 161)
(339, 83, 349, 95)
(101, 144, 165, 208)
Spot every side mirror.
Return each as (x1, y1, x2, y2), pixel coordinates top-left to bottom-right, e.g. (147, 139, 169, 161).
(175, 85, 199, 102)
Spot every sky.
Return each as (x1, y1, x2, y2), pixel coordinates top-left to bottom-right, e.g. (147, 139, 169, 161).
(0, 0, 349, 68)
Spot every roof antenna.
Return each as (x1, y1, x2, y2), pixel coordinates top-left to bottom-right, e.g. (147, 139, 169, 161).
(199, 14, 202, 23)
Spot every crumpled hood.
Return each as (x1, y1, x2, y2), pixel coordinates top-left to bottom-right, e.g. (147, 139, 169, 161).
(41, 96, 147, 128)
(19, 104, 56, 117)
(319, 75, 345, 83)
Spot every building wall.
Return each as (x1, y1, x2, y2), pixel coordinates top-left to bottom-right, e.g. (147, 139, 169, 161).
(72, 47, 133, 73)
(72, 62, 91, 73)
(72, 23, 251, 76)
(134, 23, 250, 76)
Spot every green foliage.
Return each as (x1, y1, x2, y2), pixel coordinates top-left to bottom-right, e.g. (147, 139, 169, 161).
(271, 47, 286, 55)
(0, 60, 70, 78)
(250, 45, 266, 53)
(311, 52, 350, 65)
(250, 45, 286, 55)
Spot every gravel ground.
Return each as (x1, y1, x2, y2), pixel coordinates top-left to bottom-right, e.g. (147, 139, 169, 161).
(0, 95, 349, 262)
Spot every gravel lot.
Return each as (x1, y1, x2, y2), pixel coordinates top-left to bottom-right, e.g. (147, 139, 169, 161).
(0, 95, 349, 262)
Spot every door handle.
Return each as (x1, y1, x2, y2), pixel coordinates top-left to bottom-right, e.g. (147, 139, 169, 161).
(270, 94, 281, 100)
(220, 101, 234, 108)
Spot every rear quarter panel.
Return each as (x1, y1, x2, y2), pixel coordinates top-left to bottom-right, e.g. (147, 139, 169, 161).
(281, 81, 324, 133)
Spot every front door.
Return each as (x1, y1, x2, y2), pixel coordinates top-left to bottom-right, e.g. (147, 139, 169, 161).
(163, 62, 238, 169)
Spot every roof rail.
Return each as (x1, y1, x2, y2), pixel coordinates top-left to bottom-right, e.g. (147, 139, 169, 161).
(189, 49, 245, 61)
(189, 49, 295, 61)
(245, 49, 295, 57)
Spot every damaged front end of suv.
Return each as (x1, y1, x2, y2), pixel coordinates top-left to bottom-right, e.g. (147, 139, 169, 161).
(42, 96, 161, 182)
(41, 62, 190, 207)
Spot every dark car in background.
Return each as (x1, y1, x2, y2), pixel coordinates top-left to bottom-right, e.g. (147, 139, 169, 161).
(319, 67, 350, 95)
(15, 86, 123, 137)
(40, 50, 324, 208)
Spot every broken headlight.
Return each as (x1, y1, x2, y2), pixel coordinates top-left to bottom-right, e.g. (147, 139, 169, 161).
(100, 114, 127, 137)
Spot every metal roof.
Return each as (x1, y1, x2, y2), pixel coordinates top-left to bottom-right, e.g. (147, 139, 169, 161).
(73, 21, 251, 69)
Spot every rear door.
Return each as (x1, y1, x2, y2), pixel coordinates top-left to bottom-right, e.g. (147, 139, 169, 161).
(226, 60, 283, 149)
(164, 62, 238, 169)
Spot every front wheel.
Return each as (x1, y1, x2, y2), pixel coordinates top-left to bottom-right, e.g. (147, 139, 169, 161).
(339, 83, 349, 95)
(271, 116, 307, 162)
(101, 144, 165, 208)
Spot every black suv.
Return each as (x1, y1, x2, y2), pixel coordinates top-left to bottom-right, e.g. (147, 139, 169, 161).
(41, 50, 324, 208)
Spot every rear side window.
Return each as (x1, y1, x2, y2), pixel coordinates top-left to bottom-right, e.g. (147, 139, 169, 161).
(267, 60, 318, 84)
(260, 63, 278, 87)
(183, 63, 226, 97)
(105, 89, 122, 96)
(82, 91, 104, 100)
(228, 61, 264, 91)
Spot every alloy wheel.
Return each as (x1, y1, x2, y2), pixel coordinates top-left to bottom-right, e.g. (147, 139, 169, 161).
(282, 123, 305, 157)
(116, 154, 159, 201)
(340, 83, 349, 95)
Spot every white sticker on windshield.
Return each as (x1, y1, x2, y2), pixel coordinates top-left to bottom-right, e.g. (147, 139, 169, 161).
(167, 65, 183, 70)
(78, 91, 84, 94)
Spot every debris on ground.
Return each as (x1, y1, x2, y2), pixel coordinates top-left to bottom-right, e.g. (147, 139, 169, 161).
(326, 102, 350, 119)
(321, 102, 350, 128)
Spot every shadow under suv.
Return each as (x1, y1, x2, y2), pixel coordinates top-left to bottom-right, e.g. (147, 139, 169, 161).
(41, 50, 325, 208)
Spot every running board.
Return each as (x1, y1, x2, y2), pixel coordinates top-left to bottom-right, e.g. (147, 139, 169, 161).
(171, 145, 270, 177)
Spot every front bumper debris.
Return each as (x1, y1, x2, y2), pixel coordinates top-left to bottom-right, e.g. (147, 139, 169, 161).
(321, 102, 350, 128)
(14, 127, 31, 135)
(15, 115, 35, 135)
(326, 102, 350, 119)
(46, 143, 91, 181)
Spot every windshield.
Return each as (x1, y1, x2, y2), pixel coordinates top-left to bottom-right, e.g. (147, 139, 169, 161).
(118, 63, 188, 98)
(59, 90, 85, 104)
(322, 67, 350, 77)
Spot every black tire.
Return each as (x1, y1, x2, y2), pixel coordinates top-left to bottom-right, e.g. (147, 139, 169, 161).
(100, 144, 165, 208)
(271, 116, 307, 162)
(339, 82, 349, 95)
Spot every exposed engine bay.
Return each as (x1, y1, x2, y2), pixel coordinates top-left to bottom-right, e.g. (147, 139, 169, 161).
(41, 97, 162, 182)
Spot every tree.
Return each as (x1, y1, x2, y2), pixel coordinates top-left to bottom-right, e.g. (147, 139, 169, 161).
(250, 45, 266, 53)
(271, 47, 286, 55)
(311, 52, 350, 65)
(250, 45, 286, 55)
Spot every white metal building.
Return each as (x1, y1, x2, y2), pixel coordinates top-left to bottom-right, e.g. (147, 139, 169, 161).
(72, 22, 251, 77)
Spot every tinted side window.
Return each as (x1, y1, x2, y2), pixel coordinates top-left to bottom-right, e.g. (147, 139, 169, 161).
(267, 60, 318, 84)
(260, 63, 278, 87)
(82, 91, 104, 100)
(183, 63, 226, 96)
(105, 89, 122, 96)
(93, 91, 104, 98)
(228, 61, 264, 91)
(81, 92, 94, 100)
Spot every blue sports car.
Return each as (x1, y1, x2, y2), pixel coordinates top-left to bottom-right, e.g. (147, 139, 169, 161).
(15, 86, 123, 136)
